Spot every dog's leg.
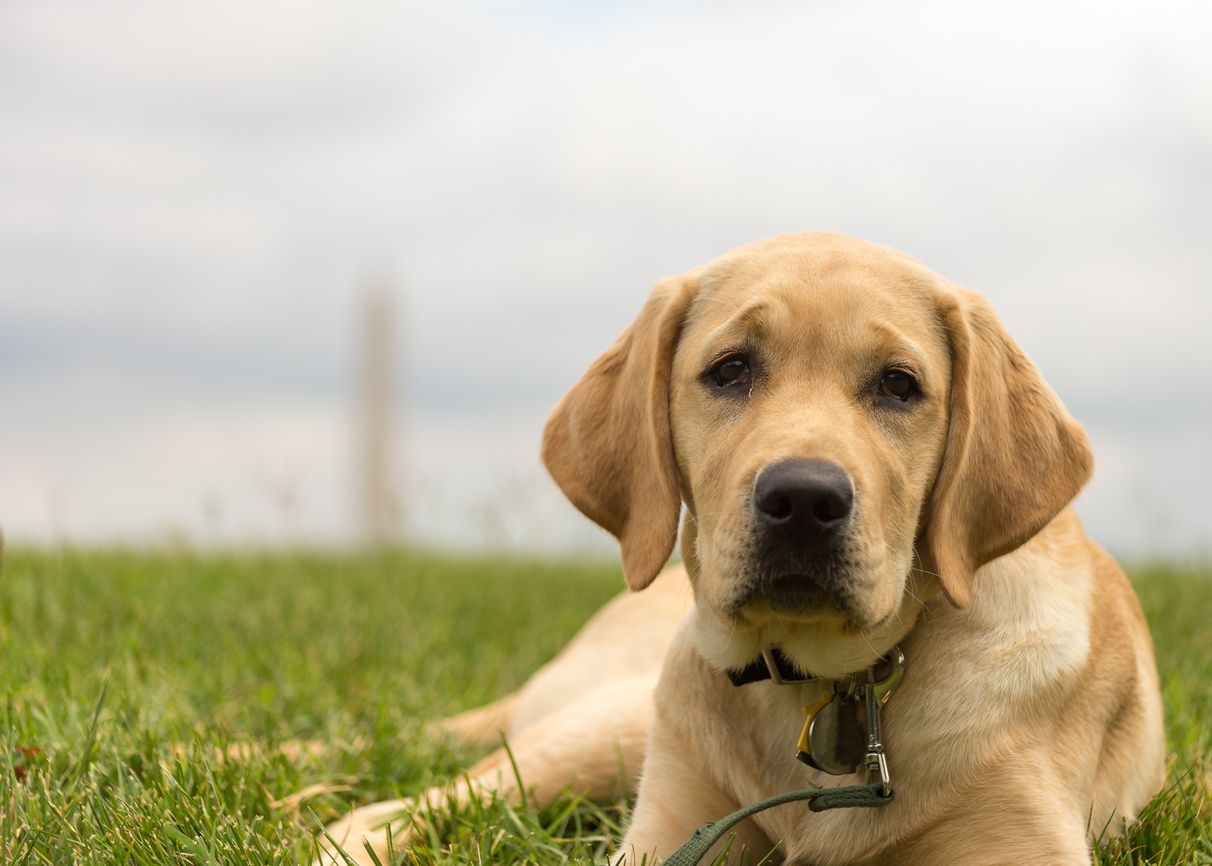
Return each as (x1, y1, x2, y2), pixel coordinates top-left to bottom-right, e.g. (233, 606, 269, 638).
(313, 673, 658, 866)
(614, 719, 773, 866)
(432, 692, 520, 746)
(885, 761, 1092, 866)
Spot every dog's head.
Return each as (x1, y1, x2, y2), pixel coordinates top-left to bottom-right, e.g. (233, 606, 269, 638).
(543, 233, 1091, 676)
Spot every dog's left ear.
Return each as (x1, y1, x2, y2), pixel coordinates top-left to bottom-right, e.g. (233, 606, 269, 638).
(924, 285, 1093, 608)
(542, 276, 697, 591)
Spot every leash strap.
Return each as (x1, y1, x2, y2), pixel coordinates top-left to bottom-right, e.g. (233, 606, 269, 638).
(660, 783, 893, 866)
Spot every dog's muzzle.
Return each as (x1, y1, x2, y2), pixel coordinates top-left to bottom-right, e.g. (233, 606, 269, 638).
(746, 458, 856, 613)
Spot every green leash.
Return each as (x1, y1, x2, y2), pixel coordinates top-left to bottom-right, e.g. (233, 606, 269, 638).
(662, 646, 908, 866)
(660, 782, 893, 866)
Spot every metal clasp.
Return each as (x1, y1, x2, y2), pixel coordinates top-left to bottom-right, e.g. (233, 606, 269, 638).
(862, 646, 906, 797)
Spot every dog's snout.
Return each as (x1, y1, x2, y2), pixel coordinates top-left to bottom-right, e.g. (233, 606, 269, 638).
(754, 459, 853, 539)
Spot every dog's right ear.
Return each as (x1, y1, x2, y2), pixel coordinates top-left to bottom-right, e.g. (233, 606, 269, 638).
(542, 276, 696, 591)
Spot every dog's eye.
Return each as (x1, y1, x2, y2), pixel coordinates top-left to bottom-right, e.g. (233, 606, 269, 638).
(709, 355, 751, 389)
(879, 368, 918, 402)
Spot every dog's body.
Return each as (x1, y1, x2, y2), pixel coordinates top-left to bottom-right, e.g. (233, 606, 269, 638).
(318, 234, 1164, 866)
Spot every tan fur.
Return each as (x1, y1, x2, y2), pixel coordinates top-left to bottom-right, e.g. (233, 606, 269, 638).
(315, 233, 1164, 866)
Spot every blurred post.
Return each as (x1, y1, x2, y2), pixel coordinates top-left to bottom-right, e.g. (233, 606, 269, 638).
(358, 279, 398, 547)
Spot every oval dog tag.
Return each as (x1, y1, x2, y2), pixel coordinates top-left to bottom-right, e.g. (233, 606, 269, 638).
(807, 696, 866, 775)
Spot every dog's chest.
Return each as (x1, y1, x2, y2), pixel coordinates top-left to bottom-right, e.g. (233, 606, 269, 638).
(700, 596, 1091, 861)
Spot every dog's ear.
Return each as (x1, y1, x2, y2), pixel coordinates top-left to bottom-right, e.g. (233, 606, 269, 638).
(924, 286, 1093, 608)
(542, 276, 696, 590)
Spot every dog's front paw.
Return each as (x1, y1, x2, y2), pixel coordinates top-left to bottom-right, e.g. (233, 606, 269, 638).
(312, 799, 413, 866)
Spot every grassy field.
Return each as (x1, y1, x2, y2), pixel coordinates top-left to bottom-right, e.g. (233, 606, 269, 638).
(0, 547, 1208, 865)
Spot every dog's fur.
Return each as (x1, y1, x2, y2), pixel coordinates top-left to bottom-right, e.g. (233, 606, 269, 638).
(317, 233, 1165, 866)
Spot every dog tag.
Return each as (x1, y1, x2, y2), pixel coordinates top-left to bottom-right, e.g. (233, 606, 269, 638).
(804, 694, 866, 775)
(794, 648, 906, 777)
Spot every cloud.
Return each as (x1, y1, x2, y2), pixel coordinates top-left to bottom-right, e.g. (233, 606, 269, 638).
(0, 0, 1209, 554)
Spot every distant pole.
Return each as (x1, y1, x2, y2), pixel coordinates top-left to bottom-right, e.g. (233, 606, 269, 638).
(358, 279, 396, 547)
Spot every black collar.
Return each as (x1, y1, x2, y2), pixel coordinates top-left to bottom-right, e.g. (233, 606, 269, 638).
(727, 647, 823, 686)
(728, 646, 903, 688)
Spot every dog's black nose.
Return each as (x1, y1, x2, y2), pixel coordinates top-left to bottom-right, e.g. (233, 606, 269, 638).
(754, 459, 853, 539)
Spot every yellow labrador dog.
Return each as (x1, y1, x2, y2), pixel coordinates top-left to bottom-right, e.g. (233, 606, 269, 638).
(318, 233, 1164, 866)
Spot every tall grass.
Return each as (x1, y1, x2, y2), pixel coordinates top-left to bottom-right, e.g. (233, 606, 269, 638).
(0, 548, 1207, 864)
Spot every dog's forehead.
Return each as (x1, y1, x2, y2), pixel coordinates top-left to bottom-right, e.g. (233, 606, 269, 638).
(684, 234, 943, 348)
(701, 231, 924, 275)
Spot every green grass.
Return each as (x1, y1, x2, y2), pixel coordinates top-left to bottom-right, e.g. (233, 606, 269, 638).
(0, 547, 1208, 864)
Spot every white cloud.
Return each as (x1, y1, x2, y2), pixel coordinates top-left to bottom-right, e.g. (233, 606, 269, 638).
(1, 0, 1209, 555)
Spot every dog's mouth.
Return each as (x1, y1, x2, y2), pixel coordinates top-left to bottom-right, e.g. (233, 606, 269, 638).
(762, 573, 834, 612)
(731, 569, 854, 623)
(695, 555, 915, 677)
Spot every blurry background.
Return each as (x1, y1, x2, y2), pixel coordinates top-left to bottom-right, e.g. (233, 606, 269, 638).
(1, 0, 1208, 557)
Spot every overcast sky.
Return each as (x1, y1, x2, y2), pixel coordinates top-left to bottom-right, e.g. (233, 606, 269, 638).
(1, 0, 1209, 557)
